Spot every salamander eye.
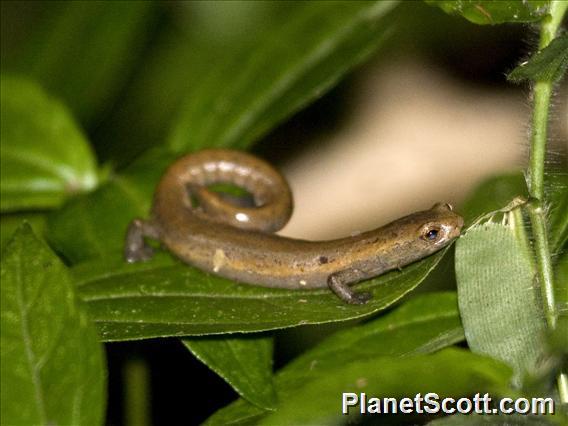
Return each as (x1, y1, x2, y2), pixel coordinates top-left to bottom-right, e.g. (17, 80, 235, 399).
(421, 226, 441, 242)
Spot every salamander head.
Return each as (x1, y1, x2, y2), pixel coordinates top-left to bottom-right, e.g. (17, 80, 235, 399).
(389, 203, 464, 260)
(418, 202, 463, 245)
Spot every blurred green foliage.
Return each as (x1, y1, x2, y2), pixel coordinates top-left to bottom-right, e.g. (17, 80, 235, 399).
(1, 1, 566, 425)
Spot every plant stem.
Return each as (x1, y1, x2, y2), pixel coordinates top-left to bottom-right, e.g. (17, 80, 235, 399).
(528, 204, 555, 328)
(124, 358, 151, 426)
(527, 0, 568, 403)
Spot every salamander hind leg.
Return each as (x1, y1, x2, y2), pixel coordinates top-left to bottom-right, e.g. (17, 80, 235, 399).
(124, 219, 160, 263)
(327, 269, 372, 305)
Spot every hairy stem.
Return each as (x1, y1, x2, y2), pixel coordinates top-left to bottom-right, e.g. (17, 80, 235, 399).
(527, 0, 567, 402)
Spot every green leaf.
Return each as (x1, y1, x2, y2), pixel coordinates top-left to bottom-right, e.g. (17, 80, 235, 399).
(0, 224, 105, 425)
(554, 251, 567, 351)
(46, 148, 175, 263)
(206, 291, 465, 425)
(282, 291, 465, 372)
(98, 2, 297, 164)
(262, 348, 512, 425)
(461, 172, 528, 226)
(424, 0, 550, 25)
(72, 248, 448, 341)
(1, 75, 98, 212)
(168, 0, 399, 152)
(46, 0, 398, 263)
(8, 1, 156, 124)
(508, 34, 568, 84)
(456, 214, 547, 385)
(547, 172, 568, 253)
(461, 171, 567, 252)
(0, 213, 46, 250)
(182, 335, 277, 410)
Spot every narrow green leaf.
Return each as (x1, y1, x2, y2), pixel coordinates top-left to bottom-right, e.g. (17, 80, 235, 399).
(72, 249, 448, 341)
(262, 348, 512, 425)
(9, 1, 156, 123)
(182, 335, 277, 410)
(205, 292, 465, 425)
(508, 34, 568, 84)
(46, 148, 175, 263)
(0, 75, 98, 212)
(168, 0, 398, 152)
(424, 0, 550, 25)
(0, 224, 106, 425)
(456, 215, 547, 385)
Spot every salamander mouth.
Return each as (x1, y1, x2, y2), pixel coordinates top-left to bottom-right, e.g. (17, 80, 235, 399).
(456, 217, 465, 236)
(449, 224, 463, 239)
(440, 219, 463, 241)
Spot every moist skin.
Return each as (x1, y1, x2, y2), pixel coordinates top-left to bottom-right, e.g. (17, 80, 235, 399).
(125, 149, 464, 304)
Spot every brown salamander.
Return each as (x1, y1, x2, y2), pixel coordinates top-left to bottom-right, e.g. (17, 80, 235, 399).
(124, 149, 464, 304)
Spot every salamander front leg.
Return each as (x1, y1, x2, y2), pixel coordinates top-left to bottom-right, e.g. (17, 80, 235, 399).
(327, 269, 372, 304)
(124, 219, 160, 263)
